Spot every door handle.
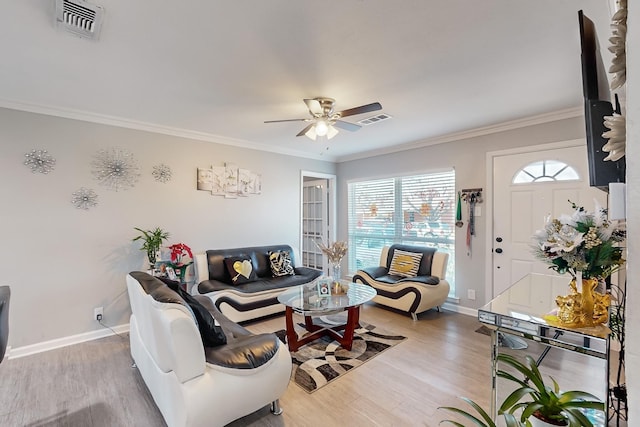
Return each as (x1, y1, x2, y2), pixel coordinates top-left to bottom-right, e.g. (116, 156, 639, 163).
(495, 248, 503, 254)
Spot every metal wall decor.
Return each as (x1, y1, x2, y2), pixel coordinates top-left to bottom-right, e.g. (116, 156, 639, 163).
(24, 149, 56, 174)
(71, 187, 98, 210)
(91, 147, 140, 191)
(152, 163, 172, 183)
(197, 162, 261, 198)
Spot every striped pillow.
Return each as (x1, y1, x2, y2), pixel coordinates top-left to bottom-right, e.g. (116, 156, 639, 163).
(388, 250, 423, 278)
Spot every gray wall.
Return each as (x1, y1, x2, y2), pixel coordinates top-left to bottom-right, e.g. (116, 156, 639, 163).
(337, 116, 586, 309)
(0, 108, 335, 348)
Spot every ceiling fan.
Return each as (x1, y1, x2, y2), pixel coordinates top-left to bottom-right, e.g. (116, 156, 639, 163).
(264, 97, 382, 141)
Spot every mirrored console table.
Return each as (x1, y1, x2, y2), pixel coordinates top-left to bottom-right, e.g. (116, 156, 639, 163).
(478, 273, 609, 426)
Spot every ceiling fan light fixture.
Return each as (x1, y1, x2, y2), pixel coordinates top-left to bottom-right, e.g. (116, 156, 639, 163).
(327, 124, 339, 140)
(315, 119, 329, 137)
(304, 125, 317, 141)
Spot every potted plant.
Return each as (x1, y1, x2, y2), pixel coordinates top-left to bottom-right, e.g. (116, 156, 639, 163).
(497, 354, 604, 426)
(132, 227, 170, 266)
(439, 353, 604, 427)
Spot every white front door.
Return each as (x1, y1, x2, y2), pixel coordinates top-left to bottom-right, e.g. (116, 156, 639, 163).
(492, 145, 607, 297)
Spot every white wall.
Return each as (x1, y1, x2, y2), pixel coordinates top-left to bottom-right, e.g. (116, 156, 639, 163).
(624, 2, 639, 423)
(336, 116, 585, 309)
(0, 108, 335, 348)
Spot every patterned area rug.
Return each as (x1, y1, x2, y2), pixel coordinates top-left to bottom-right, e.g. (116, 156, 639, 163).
(275, 316, 406, 393)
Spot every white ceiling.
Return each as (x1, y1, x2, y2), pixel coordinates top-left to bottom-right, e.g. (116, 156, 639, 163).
(0, 1, 614, 161)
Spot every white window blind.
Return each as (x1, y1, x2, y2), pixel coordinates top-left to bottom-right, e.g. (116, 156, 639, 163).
(347, 170, 455, 292)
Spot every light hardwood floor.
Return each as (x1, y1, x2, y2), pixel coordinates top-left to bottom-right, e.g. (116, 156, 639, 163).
(0, 304, 614, 426)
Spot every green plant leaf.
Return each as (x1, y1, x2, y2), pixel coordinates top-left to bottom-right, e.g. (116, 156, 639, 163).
(520, 402, 543, 421)
(438, 406, 493, 427)
(564, 408, 594, 427)
(497, 370, 529, 389)
(503, 413, 524, 427)
(499, 387, 536, 413)
(438, 397, 497, 427)
(556, 391, 602, 407)
(497, 354, 545, 392)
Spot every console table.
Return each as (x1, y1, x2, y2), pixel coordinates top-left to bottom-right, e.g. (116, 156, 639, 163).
(478, 273, 609, 425)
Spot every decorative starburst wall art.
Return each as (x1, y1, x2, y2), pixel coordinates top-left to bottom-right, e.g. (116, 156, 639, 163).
(24, 149, 56, 174)
(71, 187, 98, 210)
(91, 147, 140, 191)
(609, 0, 627, 90)
(152, 163, 172, 183)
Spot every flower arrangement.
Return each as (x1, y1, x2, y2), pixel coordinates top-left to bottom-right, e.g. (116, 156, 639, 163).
(533, 201, 625, 280)
(316, 240, 348, 264)
(168, 243, 193, 265)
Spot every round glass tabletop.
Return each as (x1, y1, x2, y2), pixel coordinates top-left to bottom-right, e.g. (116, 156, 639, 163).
(277, 280, 376, 315)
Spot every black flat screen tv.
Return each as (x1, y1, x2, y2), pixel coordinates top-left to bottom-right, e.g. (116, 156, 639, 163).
(578, 10, 625, 191)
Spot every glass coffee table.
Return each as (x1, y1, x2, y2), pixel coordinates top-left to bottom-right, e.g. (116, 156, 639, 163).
(277, 281, 376, 351)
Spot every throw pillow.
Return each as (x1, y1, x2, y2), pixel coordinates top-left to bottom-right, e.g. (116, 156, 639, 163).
(159, 277, 227, 347)
(223, 257, 257, 285)
(388, 249, 423, 278)
(269, 250, 295, 277)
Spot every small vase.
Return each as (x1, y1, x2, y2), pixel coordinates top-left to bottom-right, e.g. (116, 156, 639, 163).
(554, 272, 610, 327)
(330, 261, 342, 282)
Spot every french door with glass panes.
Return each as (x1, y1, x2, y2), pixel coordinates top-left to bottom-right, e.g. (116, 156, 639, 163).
(302, 179, 329, 272)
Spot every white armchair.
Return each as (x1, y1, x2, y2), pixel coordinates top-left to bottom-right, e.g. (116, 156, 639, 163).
(126, 272, 291, 427)
(352, 245, 450, 320)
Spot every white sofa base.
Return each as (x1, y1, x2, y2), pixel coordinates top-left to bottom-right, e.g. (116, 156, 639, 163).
(127, 273, 291, 427)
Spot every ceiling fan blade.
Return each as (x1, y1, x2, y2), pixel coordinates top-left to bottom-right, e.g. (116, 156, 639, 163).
(337, 102, 382, 118)
(296, 123, 315, 137)
(333, 120, 361, 132)
(264, 118, 308, 123)
(304, 98, 323, 115)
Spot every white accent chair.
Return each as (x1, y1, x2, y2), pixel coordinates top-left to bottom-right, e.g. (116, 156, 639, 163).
(352, 245, 450, 320)
(126, 272, 291, 427)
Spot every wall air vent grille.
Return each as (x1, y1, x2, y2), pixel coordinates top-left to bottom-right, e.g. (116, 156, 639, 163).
(357, 113, 392, 126)
(55, 0, 104, 40)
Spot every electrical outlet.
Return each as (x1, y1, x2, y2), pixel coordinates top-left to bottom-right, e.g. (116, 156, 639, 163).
(94, 307, 104, 321)
(467, 289, 476, 300)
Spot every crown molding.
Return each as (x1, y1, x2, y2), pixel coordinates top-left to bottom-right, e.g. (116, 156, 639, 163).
(336, 107, 583, 163)
(0, 98, 334, 162)
(0, 98, 580, 164)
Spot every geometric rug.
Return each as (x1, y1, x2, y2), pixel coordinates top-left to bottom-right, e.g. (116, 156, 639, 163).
(275, 316, 406, 393)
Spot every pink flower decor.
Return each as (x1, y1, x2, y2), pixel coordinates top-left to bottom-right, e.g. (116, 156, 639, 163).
(168, 243, 193, 265)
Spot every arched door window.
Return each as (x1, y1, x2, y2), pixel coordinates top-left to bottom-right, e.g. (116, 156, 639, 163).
(512, 160, 579, 183)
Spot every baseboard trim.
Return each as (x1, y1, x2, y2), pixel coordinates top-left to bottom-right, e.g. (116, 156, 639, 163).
(442, 302, 478, 317)
(8, 323, 130, 359)
(6, 305, 478, 358)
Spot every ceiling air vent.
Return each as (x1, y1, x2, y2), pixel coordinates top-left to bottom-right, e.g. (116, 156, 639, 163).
(357, 113, 392, 126)
(55, 0, 104, 40)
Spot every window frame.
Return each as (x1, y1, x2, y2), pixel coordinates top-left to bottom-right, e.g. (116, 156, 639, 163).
(347, 168, 456, 294)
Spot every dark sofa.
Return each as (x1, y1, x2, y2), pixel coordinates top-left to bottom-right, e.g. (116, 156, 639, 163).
(192, 244, 322, 322)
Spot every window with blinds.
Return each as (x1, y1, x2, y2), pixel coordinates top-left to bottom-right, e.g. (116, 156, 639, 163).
(347, 170, 456, 293)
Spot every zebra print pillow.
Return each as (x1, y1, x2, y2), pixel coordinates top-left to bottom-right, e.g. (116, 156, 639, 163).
(268, 250, 295, 277)
(388, 249, 423, 278)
